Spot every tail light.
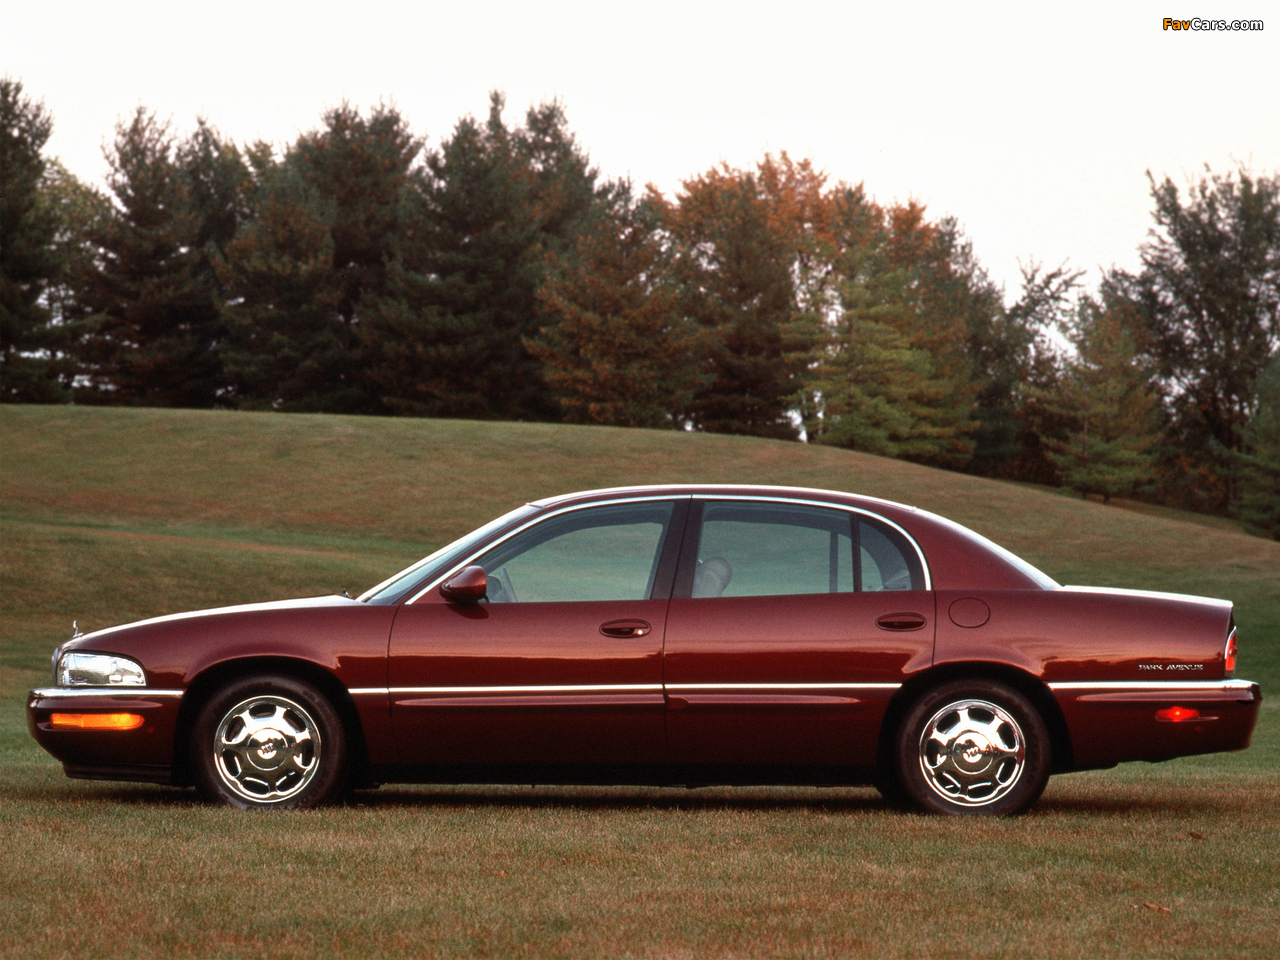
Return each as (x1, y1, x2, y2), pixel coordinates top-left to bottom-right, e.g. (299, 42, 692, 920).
(1224, 626, 1238, 674)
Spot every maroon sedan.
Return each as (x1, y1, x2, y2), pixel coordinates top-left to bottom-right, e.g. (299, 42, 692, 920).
(27, 485, 1260, 815)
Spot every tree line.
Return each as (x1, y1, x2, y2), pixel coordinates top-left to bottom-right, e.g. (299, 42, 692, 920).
(2, 78, 1277, 537)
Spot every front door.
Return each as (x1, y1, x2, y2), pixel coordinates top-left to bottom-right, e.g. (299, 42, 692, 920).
(387, 499, 685, 767)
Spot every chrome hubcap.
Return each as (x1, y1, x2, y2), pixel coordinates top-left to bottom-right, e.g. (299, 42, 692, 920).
(919, 698, 1025, 807)
(213, 695, 320, 803)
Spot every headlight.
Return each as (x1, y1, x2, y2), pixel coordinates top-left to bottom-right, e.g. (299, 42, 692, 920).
(57, 652, 146, 687)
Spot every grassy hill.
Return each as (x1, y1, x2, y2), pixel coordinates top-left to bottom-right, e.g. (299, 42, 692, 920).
(2, 405, 1277, 959)
(4, 404, 1277, 651)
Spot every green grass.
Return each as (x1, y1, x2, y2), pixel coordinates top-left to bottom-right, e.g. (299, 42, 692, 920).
(2, 405, 1278, 959)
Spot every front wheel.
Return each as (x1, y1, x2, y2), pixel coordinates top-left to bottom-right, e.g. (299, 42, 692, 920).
(895, 680, 1050, 816)
(191, 675, 348, 809)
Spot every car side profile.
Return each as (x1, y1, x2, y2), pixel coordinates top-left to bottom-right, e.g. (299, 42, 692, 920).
(27, 485, 1260, 815)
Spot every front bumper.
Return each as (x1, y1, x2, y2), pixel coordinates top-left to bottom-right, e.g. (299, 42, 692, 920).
(27, 687, 184, 780)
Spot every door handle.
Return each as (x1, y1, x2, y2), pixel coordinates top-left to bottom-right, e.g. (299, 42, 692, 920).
(876, 612, 927, 631)
(600, 619, 652, 638)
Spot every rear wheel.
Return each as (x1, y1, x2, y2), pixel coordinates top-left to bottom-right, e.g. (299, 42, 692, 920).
(895, 680, 1050, 816)
(192, 675, 348, 809)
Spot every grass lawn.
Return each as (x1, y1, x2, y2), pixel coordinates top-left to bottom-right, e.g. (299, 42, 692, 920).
(2, 406, 1277, 959)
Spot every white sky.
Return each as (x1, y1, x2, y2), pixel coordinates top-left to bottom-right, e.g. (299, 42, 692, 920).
(5, 0, 1277, 301)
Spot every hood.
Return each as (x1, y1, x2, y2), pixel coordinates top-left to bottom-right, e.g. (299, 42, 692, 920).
(66, 594, 361, 647)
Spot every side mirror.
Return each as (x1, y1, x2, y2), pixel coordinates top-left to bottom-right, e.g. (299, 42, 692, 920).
(440, 565, 488, 603)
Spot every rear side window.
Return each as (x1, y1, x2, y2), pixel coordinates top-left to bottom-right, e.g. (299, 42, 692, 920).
(691, 501, 925, 598)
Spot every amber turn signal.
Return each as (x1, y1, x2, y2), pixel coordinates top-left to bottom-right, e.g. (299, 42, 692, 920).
(50, 713, 145, 730)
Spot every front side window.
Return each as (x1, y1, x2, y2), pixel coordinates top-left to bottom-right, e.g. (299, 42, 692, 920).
(692, 501, 925, 598)
(473, 501, 676, 603)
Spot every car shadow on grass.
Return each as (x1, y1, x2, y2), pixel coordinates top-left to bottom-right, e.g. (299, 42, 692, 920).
(4, 779, 1250, 817)
(349, 784, 893, 814)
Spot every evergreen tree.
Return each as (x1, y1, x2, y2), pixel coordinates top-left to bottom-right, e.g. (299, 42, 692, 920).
(38, 159, 111, 341)
(806, 190, 977, 460)
(662, 158, 819, 438)
(1131, 166, 1280, 509)
(289, 103, 423, 333)
(874, 205, 986, 467)
(179, 118, 251, 287)
(1040, 295, 1162, 503)
(218, 151, 349, 410)
(74, 109, 233, 406)
(365, 98, 539, 417)
(225, 104, 423, 413)
(0, 78, 68, 401)
(369, 93, 600, 419)
(1230, 355, 1280, 539)
(528, 185, 706, 427)
(967, 262, 1081, 478)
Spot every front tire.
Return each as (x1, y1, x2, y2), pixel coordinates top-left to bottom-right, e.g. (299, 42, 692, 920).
(895, 680, 1050, 816)
(192, 675, 348, 809)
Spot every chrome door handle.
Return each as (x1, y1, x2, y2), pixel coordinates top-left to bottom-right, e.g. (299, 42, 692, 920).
(599, 619, 652, 638)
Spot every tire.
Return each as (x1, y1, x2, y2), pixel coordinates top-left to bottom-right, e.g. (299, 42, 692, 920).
(895, 680, 1050, 816)
(191, 675, 348, 810)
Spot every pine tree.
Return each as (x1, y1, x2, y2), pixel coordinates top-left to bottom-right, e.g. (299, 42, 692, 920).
(220, 104, 424, 414)
(370, 93, 601, 419)
(289, 103, 423, 331)
(528, 186, 706, 427)
(797, 189, 980, 461)
(218, 151, 350, 410)
(0, 78, 68, 401)
(662, 158, 819, 438)
(74, 109, 232, 406)
(967, 263, 1081, 478)
(1231, 356, 1280, 539)
(806, 191, 976, 459)
(1131, 166, 1280, 508)
(365, 99, 539, 417)
(1040, 296, 1162, 503)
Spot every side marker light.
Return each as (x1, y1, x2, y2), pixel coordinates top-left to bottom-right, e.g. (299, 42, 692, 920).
(1155, 706, 1200, 723)
(50, 713, 145, 730)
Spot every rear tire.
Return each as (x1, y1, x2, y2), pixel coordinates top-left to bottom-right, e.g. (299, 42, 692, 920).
(895, 680, 1050, 816)
(191, 675, 348, 810)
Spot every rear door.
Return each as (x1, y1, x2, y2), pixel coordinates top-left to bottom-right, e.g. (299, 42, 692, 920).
(663, 498, 935, 769)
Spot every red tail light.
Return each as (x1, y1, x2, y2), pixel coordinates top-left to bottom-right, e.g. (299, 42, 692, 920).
(1224, 627, 1238, 674)
(1156, 706, 1201, 723)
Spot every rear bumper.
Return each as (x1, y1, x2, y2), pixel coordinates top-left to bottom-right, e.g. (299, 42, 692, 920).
(1050, 679, 1261, 770)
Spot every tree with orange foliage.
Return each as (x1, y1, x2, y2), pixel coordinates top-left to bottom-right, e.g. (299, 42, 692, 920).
(528, 185, 706, 427)
(803, 188, 979, 463)
(659, 154, 830, 438)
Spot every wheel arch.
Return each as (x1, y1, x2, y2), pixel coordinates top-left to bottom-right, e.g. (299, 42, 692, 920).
(173, 656, 371, 789)
(876, 661, 1074, 776)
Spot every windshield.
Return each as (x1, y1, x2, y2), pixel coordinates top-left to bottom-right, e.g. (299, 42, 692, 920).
(359, 504, 540, 604)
